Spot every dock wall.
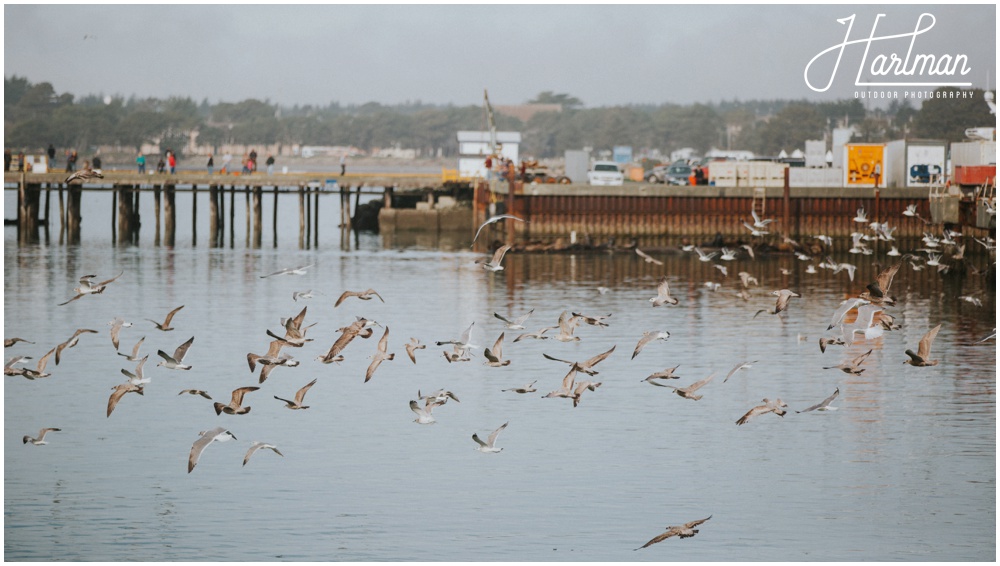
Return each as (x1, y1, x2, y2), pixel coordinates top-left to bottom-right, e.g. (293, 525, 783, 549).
(473, 181, 990, 247)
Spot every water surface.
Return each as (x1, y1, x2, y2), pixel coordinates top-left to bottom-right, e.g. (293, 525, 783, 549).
(3, 202, 996, 561)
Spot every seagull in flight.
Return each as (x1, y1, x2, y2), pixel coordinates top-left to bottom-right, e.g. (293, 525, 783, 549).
(650, 276, 679, 307)
(260, 264, 313, 278)
(274, 378, 317, 410)
(736, 398, 788, 425)
(147, 305, 185, 331)
(635, 248, 664, 265)
(797, 388, 840, 413)
(243, 442, 284, 467)
(635, 516, 712, 550)
(157, 336, 195, 370)
(904, 324, 942, 367)
(23, 428, 62, 445)
(58, 271, 123, 306)
(471, 214, 526, 247)
(477, 244, 513, 272)
(188, 427, 237, 473)
(472, 421, 508, 453)
(334, 288, 384, 308)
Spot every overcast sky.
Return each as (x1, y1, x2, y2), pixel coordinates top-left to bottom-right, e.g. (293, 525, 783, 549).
(4, 4, 996, 109)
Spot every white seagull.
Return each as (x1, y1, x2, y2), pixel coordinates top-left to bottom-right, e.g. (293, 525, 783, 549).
(188, 427, 237, 473)
(472, 422, 509, 453)
(157, 336, 195, 370)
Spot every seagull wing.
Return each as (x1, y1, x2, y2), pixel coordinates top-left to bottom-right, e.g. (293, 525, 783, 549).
(917, 324, 942, 360)
(638, 530, 677, 550)
(295, 379, 318, 405)
(632, 332, 654, 359)
(334, 290, 359, 307)
(96, 271, 124, 287)
(582, 344, 616, 368)
(486, 421, 508, 447)
(798, 388, 840, 413)
(161, 305, 185, 327)
(172, 336, 195, 362)
(471, 432, 488, 448)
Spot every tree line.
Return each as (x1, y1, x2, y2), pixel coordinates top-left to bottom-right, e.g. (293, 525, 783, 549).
(4, 76, 993, 159)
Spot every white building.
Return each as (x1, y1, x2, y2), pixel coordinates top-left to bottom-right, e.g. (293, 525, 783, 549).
(456, 131, 521, 179)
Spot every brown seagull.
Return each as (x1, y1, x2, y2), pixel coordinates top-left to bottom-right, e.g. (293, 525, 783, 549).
(364, 326, 394, 382)
(55, 328, 98, 365)
(636, 516, 712, 550)
(147, 305, 185, 331)
(334, 288, 384, 308)
(736, 398, 788, 425)
(904, 324, 942, 367)
(214, 386, 260, 415)
(274, 378, 317, 409)
(107, 383, 144, 417)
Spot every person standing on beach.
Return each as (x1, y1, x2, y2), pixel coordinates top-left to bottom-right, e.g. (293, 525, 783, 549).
(207, 154, 214, 175)
(66, 150, 78, 173)
(167, 150, 176, 174)
(92, 154, 102, 170)
(248, 149, 258, 173)
(137, 152, 146, 174)
(4, 149, 11, 172)
(340, 154, 346, 176)
(47, 144, 56, 169)
(221, 152, 232, 174)
(265, 154, 275, 175)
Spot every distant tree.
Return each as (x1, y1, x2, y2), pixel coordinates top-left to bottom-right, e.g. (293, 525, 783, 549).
(755, 103, 827, 154)
(4, 75, 31, 107)
(529, 91, 583, 109)
(913, 88, 994, 143)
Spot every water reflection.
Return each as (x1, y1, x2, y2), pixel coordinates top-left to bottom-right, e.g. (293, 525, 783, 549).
(4, 233, 995, 561)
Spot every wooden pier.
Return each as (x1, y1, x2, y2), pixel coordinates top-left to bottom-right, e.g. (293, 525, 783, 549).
(4, 171, 439, 248)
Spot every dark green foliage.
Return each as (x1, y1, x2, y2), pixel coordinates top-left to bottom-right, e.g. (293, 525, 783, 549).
(3, 77, 990, 158)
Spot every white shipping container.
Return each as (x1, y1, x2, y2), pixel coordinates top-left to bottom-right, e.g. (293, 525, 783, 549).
(804, 140, 826, 168)
(906, 144, 946, 186)
(950, 141, 997, 167)
(790, 167, 843, 187)
(708, 162, 737, 186)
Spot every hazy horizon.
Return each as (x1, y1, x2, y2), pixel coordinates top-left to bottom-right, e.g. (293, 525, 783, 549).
(4, 4, 996, 109)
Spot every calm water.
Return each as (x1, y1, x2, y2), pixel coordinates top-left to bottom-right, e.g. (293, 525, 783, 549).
(3, 190, 996, 561)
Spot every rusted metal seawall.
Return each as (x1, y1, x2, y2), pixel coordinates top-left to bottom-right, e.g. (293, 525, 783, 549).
(473, 181, 984, 248)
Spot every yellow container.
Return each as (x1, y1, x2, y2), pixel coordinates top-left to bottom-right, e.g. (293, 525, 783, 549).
(844, 144, 885, 186)
(627, 165, 644, 182)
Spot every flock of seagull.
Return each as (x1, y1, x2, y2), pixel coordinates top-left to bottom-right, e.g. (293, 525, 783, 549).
(5, 203, 995, 551)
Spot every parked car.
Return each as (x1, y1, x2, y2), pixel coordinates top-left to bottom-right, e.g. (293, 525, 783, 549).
(645, 163, 692, 185)
(587, 161, 625, 186)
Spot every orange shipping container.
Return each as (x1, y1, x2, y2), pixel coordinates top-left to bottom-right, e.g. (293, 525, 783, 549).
(844, 143, 886, 187)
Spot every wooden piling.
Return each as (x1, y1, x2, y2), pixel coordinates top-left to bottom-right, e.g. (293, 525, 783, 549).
(314, 189, 319, 248)
(164, 184, 176, 247)
(298, 186, 305, 249)
(252, 186, 263, 248)
(272, 185, 279, 248)
(306, 187, 312, 249)
(229, 185, 235, 248)
(111, 188, 117, 243)
(65, 187, 81, 244)
(245, 188, 251, 247)
(154, 185, 162, 246)
(192, 183, 198, 247)
(209, 185, 219, 247)
(57, 185, 65, 242)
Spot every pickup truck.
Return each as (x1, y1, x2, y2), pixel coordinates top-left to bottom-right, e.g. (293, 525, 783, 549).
(587, 161, 625, 186)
